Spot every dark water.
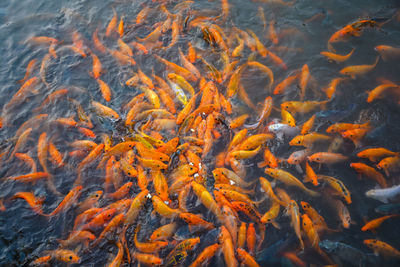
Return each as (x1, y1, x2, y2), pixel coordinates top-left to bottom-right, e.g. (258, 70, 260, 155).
(0, 0, 400, 266)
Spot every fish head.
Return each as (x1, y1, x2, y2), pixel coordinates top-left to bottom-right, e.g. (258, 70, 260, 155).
(289, 135, 303, 146)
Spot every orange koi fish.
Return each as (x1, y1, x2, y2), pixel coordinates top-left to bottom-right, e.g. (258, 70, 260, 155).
(15, 153, 37, 173)
(367, 81, 399, 103)
(189, 243, 219, 267)
(281, 100, 328, 115)
(90, 53, 103, 79)
(17, 59, 37, 84)
(136, 6, 151, 24)
(150, 223, 177, 241)
(33, 249, 80, 265)
(361, 215, 399, 232)
(273, 73, 298, 95)
(179, 212, 214, 231)
(258, 147, 279, 168)
(219, 226, 238, 267)
(300, 201, 329, 234)
(357, 147, 398, 162)
(265, 168, 319, 196)
(91, 213, 125, 247)
(375, 45, 400, 61)
(92, 28, 106, 53)
(77, 143, 104, 174)
(91, 101, 119, 119)
(7, 172, 49, 183)
(340, 57, 379, 79)
(326, 121, 370, 134)
(96, 78, 111, 102)
(260, 200, 280, 227)
(77, 191, 103, 213)
(288, 200, 304, 250)
(341, 128, 370, 148)
(134, 226, 168, 253)
(308, 152, 348, 164)
(48, 142, 64, 168)
(106, 182, 132, 200)
(105, 9, 118, 37)
(364, 239, 400, 258)
(46, 186, 83, 216)
(290, 133, 332, 148)
(299, 64, 310, 101)
(301, 114, 316, 135)
(303, 162, 319, 186)
(245, 61, 274, 89)
(34, 88, 69, 112)
(350, 163, 387, 188)
(320, 49, 354, 63)
(79, 208, 116, 231)
(133, 252, 163, 266)
(237, 248, 261, 267)
(108, 241, 124, 267)
(8, 127, 32, 161)
(118, 18, 124, 37)
(238, 222, 247, 248)
(37, 132, 61, 195)
(281, 109, 296, 127)
(166, 237, 200, 266)
(319, 175, 351, 204)
(323, 77, 346, 99)
(259, 177, 287, 206)
(124, 189, 148, 225)
(377, 156, 400, 176)
(328, 19, 380, 43)
(191, 181, 222, 220)
(152, 195, 180, 218)
(58, 230, 95, 248)
(11, 192, 44, 215)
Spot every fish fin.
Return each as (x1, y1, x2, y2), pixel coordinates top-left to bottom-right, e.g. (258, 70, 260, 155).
(303, 175, 312, 183)
(188, 225, 195, 233)
(254, 195, 267, 205)
(272, 221, 281, 229)
(257, 161, 267, 168)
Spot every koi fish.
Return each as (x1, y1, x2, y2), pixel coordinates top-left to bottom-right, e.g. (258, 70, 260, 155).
(340, 57, 379, 79)
(361, 215, 399, 232)
(265, 168, 319, 196)
(320, 49, 354, 63)
(350, 163, 387, 188)
(364, 239, 400, 258)
(358, 147, 396, 162)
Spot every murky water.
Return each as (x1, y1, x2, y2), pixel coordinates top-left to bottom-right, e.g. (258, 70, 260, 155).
(1, 0, 400, 266)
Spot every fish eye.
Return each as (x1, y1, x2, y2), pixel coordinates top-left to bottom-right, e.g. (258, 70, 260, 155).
(316, 158, 320, 161)
(285, 106, 289, 109)
(297, 141, 301, 144)
(69, 256, 73, 260)
(95, 194, 99, 197)
(267, 218, 271, 222)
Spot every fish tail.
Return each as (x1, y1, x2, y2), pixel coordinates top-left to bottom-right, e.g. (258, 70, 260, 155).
(303, 174, 312, 184)
(257, 161, 267, 168)
(254, 195, 267, 205)
(305, 188, 320, 197)
(320, 100, 329, 110)
(46, 174, 63, 196)
(373, 56, 380, 67)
